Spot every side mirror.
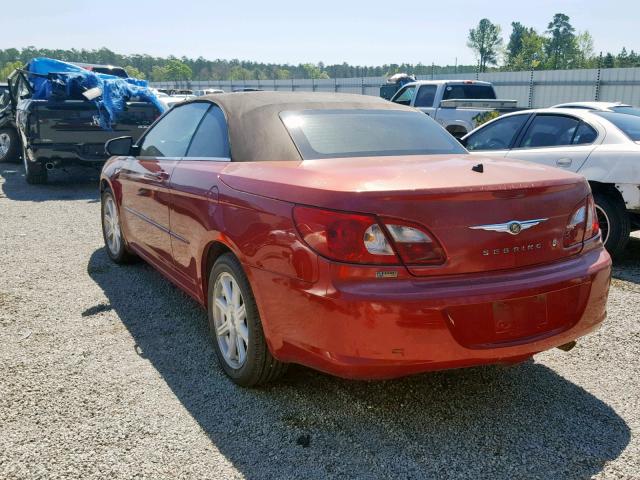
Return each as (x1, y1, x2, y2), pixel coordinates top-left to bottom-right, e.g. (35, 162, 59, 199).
(105, 136, 134, 157)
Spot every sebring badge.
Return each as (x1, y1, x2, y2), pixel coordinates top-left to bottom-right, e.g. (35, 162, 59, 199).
(468, 218, 548, 235)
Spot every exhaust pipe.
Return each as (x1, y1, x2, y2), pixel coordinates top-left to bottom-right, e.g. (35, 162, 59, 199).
(557, 341, 577, 352)
(45, 162, 55, 171)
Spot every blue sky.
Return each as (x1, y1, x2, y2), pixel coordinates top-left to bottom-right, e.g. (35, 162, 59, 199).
(3, 0, 639, 65)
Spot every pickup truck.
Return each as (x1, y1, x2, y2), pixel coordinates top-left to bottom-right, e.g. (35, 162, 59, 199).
(0, 66, 161, 184)
(389, 80, 519, 138)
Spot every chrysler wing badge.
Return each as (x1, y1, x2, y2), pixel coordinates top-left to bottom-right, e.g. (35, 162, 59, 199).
(468, 218, 548, 235)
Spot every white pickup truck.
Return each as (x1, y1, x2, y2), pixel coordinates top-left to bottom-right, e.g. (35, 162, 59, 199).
(390, 80, 519, 138)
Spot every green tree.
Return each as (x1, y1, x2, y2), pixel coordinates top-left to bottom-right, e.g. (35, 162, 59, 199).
(617, 47, 630, 67)
(300, 63, 329, 79)
(545, 13, 577, 69)
(467, 18, 503, 72)
(574, 31, 596, 68)
(0, 60, 22, 80)
(228, 66, 252, 80)
(506, 22, 528, 66)
(602, 53, 615, 69)
(150, 65, 168, 82)
(275, 68, 290, 80)
(164, 59, 192, 81)
(510, 30, 546, 70)
(124, 65, 145, 79)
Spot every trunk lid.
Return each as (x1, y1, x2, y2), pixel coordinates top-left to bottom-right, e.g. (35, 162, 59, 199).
(220, 155, 590, 275)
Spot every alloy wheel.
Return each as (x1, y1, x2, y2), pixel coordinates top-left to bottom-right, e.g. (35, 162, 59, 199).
(212, 272, 249, 369)
(103, 195, 122, 256)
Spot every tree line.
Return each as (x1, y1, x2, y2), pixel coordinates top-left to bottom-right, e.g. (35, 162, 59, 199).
(468, 13, 640, 72)
(0, 13, 637, 82)
(0, 47, 478, 82)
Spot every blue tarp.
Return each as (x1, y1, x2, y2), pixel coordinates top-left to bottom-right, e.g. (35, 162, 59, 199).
(27, 58, 165, 130)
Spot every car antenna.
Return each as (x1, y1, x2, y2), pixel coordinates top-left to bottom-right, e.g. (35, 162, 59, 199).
(472, 163, 484, 173)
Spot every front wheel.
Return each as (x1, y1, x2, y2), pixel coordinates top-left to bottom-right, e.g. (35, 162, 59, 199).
(594, 192, 630, 259)
(208, 253, 287, 386)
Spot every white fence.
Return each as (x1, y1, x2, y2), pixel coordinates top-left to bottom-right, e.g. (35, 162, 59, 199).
(151, 67, 640, 108)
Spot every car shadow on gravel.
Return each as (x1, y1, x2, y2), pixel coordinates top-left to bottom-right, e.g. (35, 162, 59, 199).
(0, 163, 99, 202)
(613, 235, 640, 284)
(87, 248, 630, 480)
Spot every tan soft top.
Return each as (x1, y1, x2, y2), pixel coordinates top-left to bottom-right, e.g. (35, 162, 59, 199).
(182, 91, 414, 162)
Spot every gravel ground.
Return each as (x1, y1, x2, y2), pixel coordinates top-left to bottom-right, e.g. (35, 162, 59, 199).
(0, 163, 639, 480)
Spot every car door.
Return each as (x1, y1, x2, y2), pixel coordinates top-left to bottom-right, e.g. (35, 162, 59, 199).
(118, 102, 210, 272)
(413, 84, 438, 117)
(390, 84, 416, 107)
(168, 103, 231, 297)
(505, 113, 600, 172)
(464, 113, 532, 158)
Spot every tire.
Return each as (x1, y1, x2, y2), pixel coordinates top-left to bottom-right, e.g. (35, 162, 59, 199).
(101, 188, 136, 264)
(23, 145, 47, 185)
(208, 253, 288, 386)
(0, 128, 21, 163)
(594, 192, 630, 259)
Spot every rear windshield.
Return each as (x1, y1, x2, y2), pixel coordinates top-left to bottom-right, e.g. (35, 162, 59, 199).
(442, 84, 496, 100)
(280, 109, 467, 160)
(595, 111, 640, 141)
(610, 106, 640, 117)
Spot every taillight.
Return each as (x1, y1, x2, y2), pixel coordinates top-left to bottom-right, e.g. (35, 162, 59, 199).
(293, 205, 446, 265)
(293, 206, 398, 264)
(564, 195, 599, 247)
(584, 195, 599, 240)
(383, 221, 446, 265)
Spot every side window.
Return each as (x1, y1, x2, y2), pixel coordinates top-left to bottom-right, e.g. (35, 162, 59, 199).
(573, 122, 598, 145)
(414, 85, 437, 107)
(139, 102, 210, 157)
(519, 115, 580, 148)
(11, 72, 32, 101)
(392, 85, 416, 106)
(186, 105, 230, 158)
(465, 114, 529, 151)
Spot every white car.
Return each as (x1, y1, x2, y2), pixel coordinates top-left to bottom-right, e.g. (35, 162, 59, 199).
(194, 88, 224, 96)
(158, 94, 196, 109)
(461, 108, 640, 257)
(552, 101, 640, 116)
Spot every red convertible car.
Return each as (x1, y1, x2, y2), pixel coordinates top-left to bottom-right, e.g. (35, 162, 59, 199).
(100, 92, 611, 386)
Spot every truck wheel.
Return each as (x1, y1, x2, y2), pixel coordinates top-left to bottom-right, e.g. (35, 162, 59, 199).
(0, 128, 20, 163)
(208, 253, 288, 386)
(22, 145, 47, 185)
(594, 192, 630, 258)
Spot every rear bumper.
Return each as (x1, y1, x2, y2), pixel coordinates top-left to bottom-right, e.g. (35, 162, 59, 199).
(29, 143, 107, 167)
(248, 247, 611, 379)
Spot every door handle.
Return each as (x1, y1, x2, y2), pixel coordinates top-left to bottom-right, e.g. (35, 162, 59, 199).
(144, 171, 170, 181)
(556, 158, 572, 167)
